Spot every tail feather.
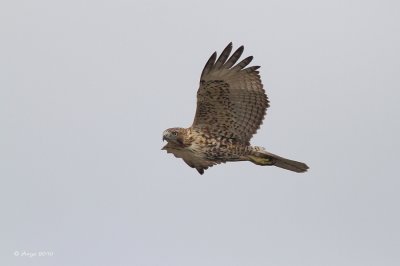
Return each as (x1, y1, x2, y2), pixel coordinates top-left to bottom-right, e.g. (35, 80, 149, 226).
(249, 148, 309, 173)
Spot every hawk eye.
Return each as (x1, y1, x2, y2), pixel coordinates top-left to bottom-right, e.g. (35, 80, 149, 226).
(172, 131, 177, 136)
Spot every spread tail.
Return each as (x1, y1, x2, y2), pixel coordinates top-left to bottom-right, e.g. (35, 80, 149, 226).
(248, 147, 309, 173)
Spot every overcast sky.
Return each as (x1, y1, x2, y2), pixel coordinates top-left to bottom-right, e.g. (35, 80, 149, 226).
(1, 0, 399, 265)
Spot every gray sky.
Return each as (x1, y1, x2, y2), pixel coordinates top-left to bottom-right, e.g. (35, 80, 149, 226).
(1, 0, 399, 265)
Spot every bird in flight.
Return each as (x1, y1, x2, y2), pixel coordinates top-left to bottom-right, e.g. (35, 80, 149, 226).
(162, 43, 309, 175)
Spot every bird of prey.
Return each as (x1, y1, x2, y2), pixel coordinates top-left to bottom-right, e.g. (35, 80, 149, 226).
(162, 43, 309, 175)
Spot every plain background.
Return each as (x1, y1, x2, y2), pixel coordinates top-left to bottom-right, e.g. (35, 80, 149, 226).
(1, 0, 399, 265)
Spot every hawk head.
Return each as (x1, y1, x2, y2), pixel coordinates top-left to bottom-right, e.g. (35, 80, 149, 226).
(162, 127, 186, 146)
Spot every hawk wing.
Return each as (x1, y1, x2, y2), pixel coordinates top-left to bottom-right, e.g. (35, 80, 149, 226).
(191, 43, 269, 144)
(162, 142, 219, 175)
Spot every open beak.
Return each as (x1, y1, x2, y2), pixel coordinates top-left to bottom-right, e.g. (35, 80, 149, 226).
(161, 141, 168, 150)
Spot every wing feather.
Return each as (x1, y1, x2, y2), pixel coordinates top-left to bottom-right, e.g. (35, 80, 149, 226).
(200, 52, 217, 79)
(231, 56, 253, 71)
(223, 45, 244, 69)
(214, 42, 232, 70)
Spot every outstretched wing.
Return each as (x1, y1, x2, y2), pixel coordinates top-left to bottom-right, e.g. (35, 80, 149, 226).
(192, 43, 269, 144)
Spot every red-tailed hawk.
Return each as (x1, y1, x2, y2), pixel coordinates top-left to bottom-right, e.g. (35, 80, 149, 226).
(162, 43, 309, 175)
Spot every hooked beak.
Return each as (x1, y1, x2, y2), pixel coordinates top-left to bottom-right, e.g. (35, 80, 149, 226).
(161, 135, 168, 150)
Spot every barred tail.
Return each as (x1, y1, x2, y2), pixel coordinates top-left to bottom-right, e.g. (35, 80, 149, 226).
(248, 147, 309, 173)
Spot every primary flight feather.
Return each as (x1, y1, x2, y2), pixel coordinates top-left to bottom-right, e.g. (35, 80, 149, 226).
(162, 43, 309, 175)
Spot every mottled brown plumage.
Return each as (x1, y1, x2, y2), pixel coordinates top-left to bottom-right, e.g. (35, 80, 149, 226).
(162, 43, 309, 175)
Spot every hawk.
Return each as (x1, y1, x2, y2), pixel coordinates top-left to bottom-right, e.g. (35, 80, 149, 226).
(162, 43, 309, 175)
